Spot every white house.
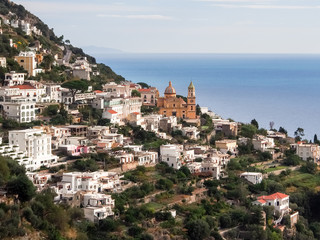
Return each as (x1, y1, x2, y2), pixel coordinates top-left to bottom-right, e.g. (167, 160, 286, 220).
(1, 99, 36, 123)
(4, 71, 25, 86)
(240, 172, 263, 184)
(0, 144, 33, 170)
(83, 193, 115, 222)
(0, 57, 6, 68)
(135, 151, 158, 166)
(101, 97, 142, 122)
(55, 171, 122, 197)
(253, 192, 290, 216)
(103, 82, 132, 98)
(160, 144, 184, 169)
(295, 143, 320, 163)
(8, 129, 58, 170)
(45, 84, 62, 103)
(252, 135, 275, 152)
(181, 126, 200, 140)
(215, 140, 238, 154)
(103, 109, 120, 124)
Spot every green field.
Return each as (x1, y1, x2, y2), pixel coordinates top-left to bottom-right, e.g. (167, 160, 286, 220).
(265, 165, 288, 173)
(144, 202, 165, 210)
(284, 172, 320, 190)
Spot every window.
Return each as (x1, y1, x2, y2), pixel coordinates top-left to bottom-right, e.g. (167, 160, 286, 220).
(20, 60, 24, 63)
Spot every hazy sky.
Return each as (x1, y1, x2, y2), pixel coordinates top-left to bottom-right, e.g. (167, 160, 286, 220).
(14, 0, 320, 53)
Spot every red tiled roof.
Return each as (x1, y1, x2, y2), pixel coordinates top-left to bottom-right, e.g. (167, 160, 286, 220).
(94, 90, 103, 93)
(257, 192, 289, 201)
(10, 85, 36, 90)
(132, 112, 140, 115)
(108, 110, 117, 114)
(138, 89, 151, 92)
(257, 199, 266, 204)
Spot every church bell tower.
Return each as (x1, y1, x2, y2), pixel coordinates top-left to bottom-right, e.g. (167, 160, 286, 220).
(186, 81, 196, 119)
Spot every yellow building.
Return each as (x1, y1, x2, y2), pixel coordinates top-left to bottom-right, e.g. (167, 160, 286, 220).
(14, 52, 37, 77)
(157, 81, 197, 119)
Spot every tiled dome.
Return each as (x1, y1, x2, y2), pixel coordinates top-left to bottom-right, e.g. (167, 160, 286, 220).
(165, 81, 176, 94)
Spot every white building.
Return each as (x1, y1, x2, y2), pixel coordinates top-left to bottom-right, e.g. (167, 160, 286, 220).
(253, 192, 290, 216)
(0, 57, 6, 68)
(143, 114, 162, 132)
(135, 151, 158, 166)
(55, 171, 121, 196)
(215, 140, 238, 154)
(295, 143, 320, 163)
(9, 129, 58, 170)
(0, 144, 33, 170)
(240, 172, 263, 184)
(72, 57, 92, 80)
(103, 82, 132, 98)
(45, 84, 62, 103)
(181, 126, 200, 140)
(101, 97, 142, 122)
(4, 71, 25, 86)
(1, 99, 36, 123)
(187, 160, 221, 179)
(9, 84, 47, 102)
(252, 135, 275, 152)
(83, 193, 115, 222)
(21, 21, 32, 35)
(160, 144, 184, 169)
(88, 126, 110, 139)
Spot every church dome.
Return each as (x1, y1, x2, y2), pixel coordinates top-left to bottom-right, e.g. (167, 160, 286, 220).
(165, 81, 176, 95)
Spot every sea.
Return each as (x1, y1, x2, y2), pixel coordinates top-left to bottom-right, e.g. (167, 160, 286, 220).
(97, 53, 320, 140)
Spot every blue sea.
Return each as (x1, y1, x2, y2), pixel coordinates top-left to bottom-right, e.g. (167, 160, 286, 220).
(98, 54, 320, 140)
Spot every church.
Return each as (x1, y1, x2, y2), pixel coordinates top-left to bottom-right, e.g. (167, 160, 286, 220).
(157, 81, 197, 119)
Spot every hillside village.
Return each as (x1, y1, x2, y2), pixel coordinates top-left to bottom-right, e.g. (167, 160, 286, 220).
(1, 1, 320, 240)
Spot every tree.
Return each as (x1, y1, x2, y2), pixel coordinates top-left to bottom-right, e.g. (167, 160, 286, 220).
(186, 219, 210, 240)
(251, 119, 259, 129)
(196, 104, 201, 116)
(43, 105, 59, 116)
(301, 161, 317, 174)
(314, 134, 319, 144)
(137, 82, 150, 89)
(241, 124, 257, 138)
(7, 175, 36, 202)
(61, 80, 89, 103)
(278, 126, 287, 135)
(283, 154, 300, 166)
(131, 89, 141, 97)
(294, 127, 305, 142)
(269, 121, 275, 130)
(42, 54, 54, 70)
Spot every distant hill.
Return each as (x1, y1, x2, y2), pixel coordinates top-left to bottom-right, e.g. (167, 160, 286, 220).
(0, 0, 126, 87)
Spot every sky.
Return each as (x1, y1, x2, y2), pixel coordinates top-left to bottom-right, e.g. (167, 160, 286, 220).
(13, 0, 320, 53)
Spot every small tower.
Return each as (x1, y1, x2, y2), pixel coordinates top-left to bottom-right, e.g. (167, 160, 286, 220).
(186, 81, 196, 119)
